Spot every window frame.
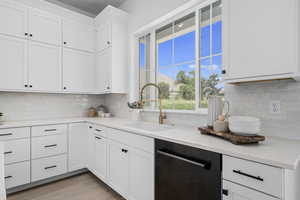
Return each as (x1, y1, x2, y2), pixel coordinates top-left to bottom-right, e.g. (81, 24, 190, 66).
(135, 0, 222, 114)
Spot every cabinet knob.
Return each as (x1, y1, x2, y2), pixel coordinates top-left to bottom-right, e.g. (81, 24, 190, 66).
(222, 70, 226, 75)
(29, 85, 33, 88)
(29, 34, 33, 37)
(24, 33, 28, 36)
(107, 86, 110, 90)
(63, 42, 67, 45)
(222, 189, 229, 196)
(89, 126, 93, 129)
(122, 149, 128, 153)
(24, 84, 28, 88)
(107, 41, 110, 45)
(63, 87, 67, 90)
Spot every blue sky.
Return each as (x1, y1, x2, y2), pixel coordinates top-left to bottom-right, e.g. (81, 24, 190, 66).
(140, 21, 222, 81)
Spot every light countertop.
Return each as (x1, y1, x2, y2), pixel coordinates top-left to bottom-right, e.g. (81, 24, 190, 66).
(0, 117, 300, 170)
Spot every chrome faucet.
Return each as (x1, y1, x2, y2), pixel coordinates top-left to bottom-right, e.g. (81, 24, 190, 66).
(128, 83, 167, 124)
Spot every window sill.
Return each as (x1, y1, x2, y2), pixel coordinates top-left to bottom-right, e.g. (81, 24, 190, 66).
(140, 108, 208, 115)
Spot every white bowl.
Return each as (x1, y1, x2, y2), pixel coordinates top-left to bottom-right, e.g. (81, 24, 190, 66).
(229, 116, 261, 135)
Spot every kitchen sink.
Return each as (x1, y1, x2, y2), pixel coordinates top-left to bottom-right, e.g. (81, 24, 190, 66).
(124, 121, 175, 132)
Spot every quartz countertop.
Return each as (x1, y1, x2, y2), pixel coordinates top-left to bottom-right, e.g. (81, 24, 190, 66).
(0, 117, 300, 170)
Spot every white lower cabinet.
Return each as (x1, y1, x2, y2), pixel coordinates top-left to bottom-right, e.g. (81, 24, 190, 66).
(94, 134, 107, 181)
(128, 147, 154, 200)
(31, 154, 67, 182)
(108, 140, 129, 198)
(68, 123, 88, 172)
(223, 180, 277, 200)
(4, 139, 30, 164)
(4, 161, 30, 189)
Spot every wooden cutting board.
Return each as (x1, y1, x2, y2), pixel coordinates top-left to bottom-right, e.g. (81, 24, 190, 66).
(198, 127, 265, 145)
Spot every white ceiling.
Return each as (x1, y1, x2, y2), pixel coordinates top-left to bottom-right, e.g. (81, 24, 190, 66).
(45, 0, 126, 17)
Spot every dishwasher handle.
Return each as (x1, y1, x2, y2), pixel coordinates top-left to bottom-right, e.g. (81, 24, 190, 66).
(157, 150, 210, 169)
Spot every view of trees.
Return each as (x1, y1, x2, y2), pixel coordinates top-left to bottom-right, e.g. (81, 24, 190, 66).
(158, 70, 223, 109)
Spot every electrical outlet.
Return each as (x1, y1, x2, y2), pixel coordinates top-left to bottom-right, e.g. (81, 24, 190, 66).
(270, 101, 281, 114)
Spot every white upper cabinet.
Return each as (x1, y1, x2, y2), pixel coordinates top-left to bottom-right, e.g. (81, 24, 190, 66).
(97, 48, 112, 93)
(0, 0, 28, 39)
(28, 9, 61, 46)
(63, 20, 95, 52)
(97, 22, 111, 52)
(0, 35, 27, 90)
(224, 0, 298, 83)
(63, 48, 95, 92)
(95, 6, 128, 94)
(28, 41, 61, 91)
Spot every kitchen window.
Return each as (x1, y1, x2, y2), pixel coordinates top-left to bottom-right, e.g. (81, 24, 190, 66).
(138, 0, 223, 112)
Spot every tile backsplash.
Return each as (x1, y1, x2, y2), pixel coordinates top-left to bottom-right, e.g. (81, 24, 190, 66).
(0, 92, 104, 121)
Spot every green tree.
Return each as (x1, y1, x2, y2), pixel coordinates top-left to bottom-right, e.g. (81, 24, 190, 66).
(176, 70, 195, 100)
(158, 82, 170, 99)
(202, 74, 223, 97)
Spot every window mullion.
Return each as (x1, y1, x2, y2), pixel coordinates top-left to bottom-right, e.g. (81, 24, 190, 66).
(195, 9, 200, 111)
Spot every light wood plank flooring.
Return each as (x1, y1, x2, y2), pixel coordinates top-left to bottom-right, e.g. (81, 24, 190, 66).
(7, 173, 124, 200)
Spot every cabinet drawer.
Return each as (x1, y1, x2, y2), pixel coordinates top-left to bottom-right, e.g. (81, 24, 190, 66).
(4, 139, 30, 164)
(0, 127, 30, 141)
(32, 134, 67, 159)
(90, 124, 107, 138)
(32, 124, 67, 137)
(5, 161, 30, 189)
(108, 128, 154, 154)
(32, 154, 67, 182)
(223, 180, 277, 200)
(223, 155, 283, 198)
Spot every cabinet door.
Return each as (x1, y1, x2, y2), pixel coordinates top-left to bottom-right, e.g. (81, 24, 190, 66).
(87, 125, 95, 173)
(28, 9, 61, 46)
(94, 135, 107, 181)
(0, 35, 27, 90)
(28, 41, 61, 91)
(96, 48, 111, 93)
(0, 0, 28, 39)
(63, 20, 95, 52)
(63, 48, 95, 92)
(128, 148, 154, 200)
(68, 123, 88, 172)
(223, 180, 278, 200)
(97, 22, 111, 52)
(224, 0, 296, 80)
(108, 140, 129, 198)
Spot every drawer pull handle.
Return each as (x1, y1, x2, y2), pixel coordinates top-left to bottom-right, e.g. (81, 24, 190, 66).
(4, 151, 13, 155)
(122, 149, 128, 153)
(0, 133, 13, 137)
(95, 129, 102, 132)
(95, 136, 102, 140)
(5, 176, 13, 179)
(233, 170, 264, 182)
(44, 129, 57, 132)
(222, 189, 229, 196)
(44, 144, 57, 148)
(45, 165, 57, 170)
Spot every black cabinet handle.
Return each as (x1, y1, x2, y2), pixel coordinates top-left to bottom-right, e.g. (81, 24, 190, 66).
(95, 136, 102, 140)
(5, 176, 12, 179)
(44, 144, 57, 148)
(107, 41, 110, 45)
(0, 133, 13, 137)
(29, 34, 33, 37)
(4, 151, 13, 155)
(44, 129, 57, 132)
(45, 165, 57, 170)
(25, 84, 28, 88)
(89, 126, 93, 129)
(63, 42, 67, 45)
(95, 129, 102, 132)
(63, 87, 67, 90)
(222, 70, 226, 75)
(222, 189, 229, 196)
(25, 33, 28, 36)
(122, 149, 128, 153)
(106, 86, 110, 90)
(233, 170, 264, 182)
(29, 85, 33, 88)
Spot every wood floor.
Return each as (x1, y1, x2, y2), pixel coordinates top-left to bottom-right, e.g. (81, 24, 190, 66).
(7, 173, 125, 200)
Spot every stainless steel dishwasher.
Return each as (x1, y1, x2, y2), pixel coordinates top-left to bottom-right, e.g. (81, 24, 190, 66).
(155, 139, 222, 200)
